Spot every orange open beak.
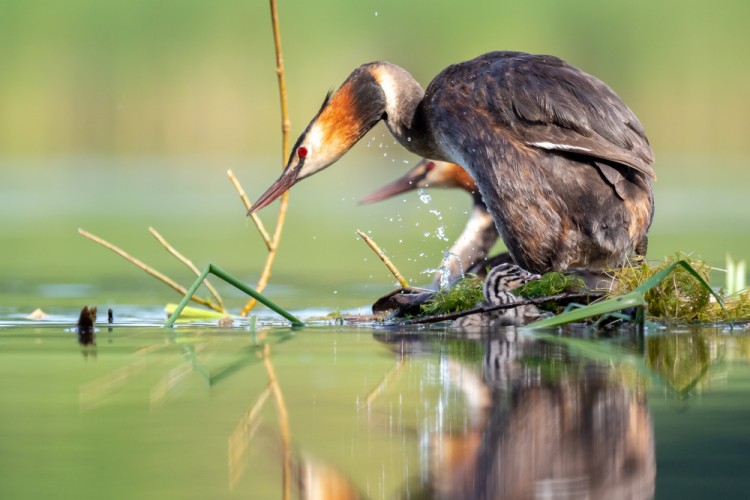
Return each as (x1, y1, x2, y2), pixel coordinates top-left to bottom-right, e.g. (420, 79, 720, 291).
(358, 168, 428, 205)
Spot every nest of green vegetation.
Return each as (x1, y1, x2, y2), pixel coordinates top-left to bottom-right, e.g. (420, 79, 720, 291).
(516, 272, 587, 312)
(420, 274, 485, 316)
(415, 254, 750, 325)
(608, 254, 750, 323)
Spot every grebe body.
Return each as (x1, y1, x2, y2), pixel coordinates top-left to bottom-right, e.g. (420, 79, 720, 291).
(251, 51, 655, 273)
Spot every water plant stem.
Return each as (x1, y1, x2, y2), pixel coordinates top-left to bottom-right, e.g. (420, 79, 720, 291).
(78, 228, 222, 312)
(228, 169, 272, 249)
(164, 264, 303, 327)
(149, 227, 226, 312)
(401, 292, 596, 325)
(237, 0, 292, 317)
(357, 229, 409, 288)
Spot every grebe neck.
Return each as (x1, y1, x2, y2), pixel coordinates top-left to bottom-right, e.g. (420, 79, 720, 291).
(367, 62, 437, 159)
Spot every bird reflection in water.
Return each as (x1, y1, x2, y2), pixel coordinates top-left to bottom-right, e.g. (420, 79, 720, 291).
(375, 331, 656, 499)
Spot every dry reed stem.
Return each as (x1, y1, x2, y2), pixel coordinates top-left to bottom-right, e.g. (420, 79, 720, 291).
(148, 227, 226, 312)
(356, 230, 409, 288)
(238, 0, 292, 316)
(263, 343, 292, 500)
(78, 228, 221, 312)
(228, 169, 272, 249)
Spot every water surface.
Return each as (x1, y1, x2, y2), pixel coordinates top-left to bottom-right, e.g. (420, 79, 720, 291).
(2, 309, 749, 499)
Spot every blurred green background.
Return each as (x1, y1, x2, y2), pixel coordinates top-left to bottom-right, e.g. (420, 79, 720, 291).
(1, 0, 749, 311)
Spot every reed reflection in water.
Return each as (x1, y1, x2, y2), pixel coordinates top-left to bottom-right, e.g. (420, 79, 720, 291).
(374, 330, 656, 499)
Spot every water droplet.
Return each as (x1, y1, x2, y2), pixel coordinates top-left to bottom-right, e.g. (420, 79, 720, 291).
(417, 189, 432, 204)
(374, 11, 378, 16)
(423, 232, 431, 238)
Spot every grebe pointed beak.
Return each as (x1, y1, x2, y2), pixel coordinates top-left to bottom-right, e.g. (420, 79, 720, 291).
(248, 167, 300, 214)
(358, 164, 430, 205)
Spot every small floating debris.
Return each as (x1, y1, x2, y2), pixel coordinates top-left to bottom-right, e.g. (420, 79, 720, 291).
(217, 316, 235, 327)
(26, 308, 48, 320)
(76, 306, 97, 346)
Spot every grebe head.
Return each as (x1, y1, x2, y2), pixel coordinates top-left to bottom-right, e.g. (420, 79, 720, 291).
(359, 159, 477, 204)
(250, 61, 429, 213)
(484, 263, 540, 299)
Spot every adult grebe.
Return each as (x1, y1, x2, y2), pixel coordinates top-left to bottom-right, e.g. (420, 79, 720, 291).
(360, 159, 500, 286)
(250, 51, 655, 273)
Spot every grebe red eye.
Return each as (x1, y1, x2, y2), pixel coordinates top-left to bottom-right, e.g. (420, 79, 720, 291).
(297, 146, 308, 159)
(425, 161, 435, 171)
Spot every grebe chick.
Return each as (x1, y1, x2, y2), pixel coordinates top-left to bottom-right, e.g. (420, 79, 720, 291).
(360, 159, 499, 287)
(455, 263, 548, 328)
(250, 51, 655, 274)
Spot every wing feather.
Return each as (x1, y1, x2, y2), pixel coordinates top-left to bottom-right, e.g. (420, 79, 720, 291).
(433, 52, 656, 179)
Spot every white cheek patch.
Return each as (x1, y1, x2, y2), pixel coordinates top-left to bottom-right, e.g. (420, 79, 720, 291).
(306, 123, 324, 154)
(529, 141, 591, 153)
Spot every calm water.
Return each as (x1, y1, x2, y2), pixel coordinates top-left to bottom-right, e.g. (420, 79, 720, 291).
(1, 308, 749, 499)
(2, 157, 749, 498)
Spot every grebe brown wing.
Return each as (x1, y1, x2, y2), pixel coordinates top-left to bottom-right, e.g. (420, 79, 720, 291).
(425, 51, 655, 179)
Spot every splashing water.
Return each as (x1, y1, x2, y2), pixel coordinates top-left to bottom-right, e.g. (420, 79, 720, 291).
(435, 224, 450, 242)
(432, 250, 464, 290)
(417, 189, 432, 204)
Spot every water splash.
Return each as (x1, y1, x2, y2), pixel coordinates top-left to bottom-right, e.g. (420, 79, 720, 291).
(417, 188, 432, 204)
(435, 224, 449, 241)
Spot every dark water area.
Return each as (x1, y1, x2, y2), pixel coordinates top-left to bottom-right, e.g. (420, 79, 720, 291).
(2, 308, 749, 499)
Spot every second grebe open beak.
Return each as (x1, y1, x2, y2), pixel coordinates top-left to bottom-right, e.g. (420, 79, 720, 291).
(358, 161, 433, 205)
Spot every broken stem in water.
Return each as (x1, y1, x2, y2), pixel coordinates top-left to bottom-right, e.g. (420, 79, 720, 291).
(78, 228, 222, 312)
(148, 226, 226, 312)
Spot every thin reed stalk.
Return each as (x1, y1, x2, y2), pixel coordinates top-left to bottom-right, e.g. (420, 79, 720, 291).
(78, 228, 222, 312)
(357, 230, 409, 288)
(237, 0, 292, 316)
(149, 227, 226, 312)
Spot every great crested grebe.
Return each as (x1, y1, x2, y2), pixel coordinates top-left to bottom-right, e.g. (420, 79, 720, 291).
(360, 159, 499, 286)
(455, 263, 547, 328)
(250, 51, 655, 274)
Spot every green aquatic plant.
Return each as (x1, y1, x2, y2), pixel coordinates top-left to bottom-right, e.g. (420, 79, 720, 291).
(527, 256, 729, 329)
(610, 254, 711, 321)
(516, 272, 585, 299)
(165, 264, 303, 327)
(420, 275, 484, 316)
(725, 254, 747, 295)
